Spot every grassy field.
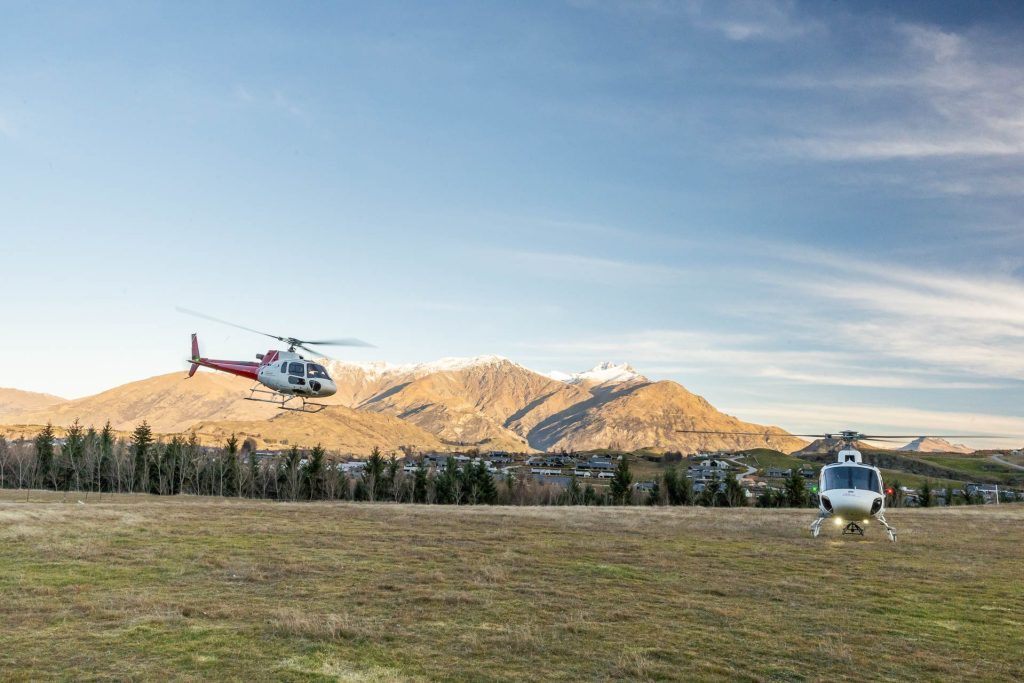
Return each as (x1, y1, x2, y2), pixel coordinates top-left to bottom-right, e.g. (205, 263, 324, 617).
(1, 491, 1022, 682)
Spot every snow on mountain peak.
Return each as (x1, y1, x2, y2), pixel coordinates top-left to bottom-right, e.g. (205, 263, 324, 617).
(547, 362, 644, 385)
(326, 355, 517, 378)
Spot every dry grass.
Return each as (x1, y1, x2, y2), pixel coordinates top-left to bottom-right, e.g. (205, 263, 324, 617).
(0, 490, 1022, 682)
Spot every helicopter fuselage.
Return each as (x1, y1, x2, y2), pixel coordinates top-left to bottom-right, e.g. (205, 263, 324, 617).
(816, 449, 886, 524)
(188, 336, 337, 399)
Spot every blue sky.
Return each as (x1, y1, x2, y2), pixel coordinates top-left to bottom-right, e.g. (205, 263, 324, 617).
(2, 1, 1023, 444)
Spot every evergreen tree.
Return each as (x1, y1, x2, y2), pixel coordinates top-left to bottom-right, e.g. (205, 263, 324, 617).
(434, 456, 460, 504)
(582, 483, 597, 505)
(306, 444, 326, 500)
(97, 421, 114, 492)
(384, 455, 400, 501)
(784, 469, 807, 508)
(663, 467, 690, 505)
(61, 419, 85, 492)
(413, 459, 429, 503)
(919, 480, 932, 507)
(474, 461, 497, 504)
(945, 485, 955, 506)
(609, 455, 633, 505)
(224, 434, 240, 497)
(365, 447, 386, 502)
(34, 422, 56, 489)
(131, 421, 153, 494)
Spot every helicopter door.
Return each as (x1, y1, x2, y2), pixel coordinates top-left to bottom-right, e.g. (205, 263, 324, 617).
(287, 362, 306, 388)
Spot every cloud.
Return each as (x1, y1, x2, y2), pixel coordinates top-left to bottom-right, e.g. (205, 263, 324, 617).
(516, 238, 1024, 393)
(761, 243, 1024, 380)
(684, 0, 820, 42)
(770, 23, 1024, 163)
(728, 402, 1024, 448)
(498, 249, 686, 281)
(574, 0, 819, 42)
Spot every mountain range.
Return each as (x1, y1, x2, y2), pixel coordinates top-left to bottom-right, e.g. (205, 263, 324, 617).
(0, 357, 806, 455)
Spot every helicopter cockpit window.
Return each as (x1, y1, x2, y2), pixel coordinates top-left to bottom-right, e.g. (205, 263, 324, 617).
(288, 362, 304, 376)
(306, 364, 330, 379)
(824, 466, 881, 493)
(280, 363, 287, 373)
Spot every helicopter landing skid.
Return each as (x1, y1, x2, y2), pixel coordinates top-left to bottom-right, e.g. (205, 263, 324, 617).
(842, 522, 865, 536)
(810, 514, 826, 538)
(245, 386, 327, 414)
(876, 513, 897, 542)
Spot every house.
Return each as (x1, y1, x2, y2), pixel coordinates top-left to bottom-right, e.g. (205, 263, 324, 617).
(634, 481, 657, 492)
(687, 466, 726, 481)
(766, 467, 792, 479)
(578, 459, 615, 472)
(799, 467, 816, 478)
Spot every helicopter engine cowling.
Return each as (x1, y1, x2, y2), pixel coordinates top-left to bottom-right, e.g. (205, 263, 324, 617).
(826, 489, 882, 521)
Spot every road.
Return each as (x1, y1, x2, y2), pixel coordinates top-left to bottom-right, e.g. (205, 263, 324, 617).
(726, 457, 757, 482)
(991, 454, 1024, 471)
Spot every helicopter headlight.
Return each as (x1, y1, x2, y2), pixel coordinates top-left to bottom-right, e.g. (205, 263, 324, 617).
(870, 497, 883, 515)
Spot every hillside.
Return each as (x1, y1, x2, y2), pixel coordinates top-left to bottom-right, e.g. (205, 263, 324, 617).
(354, 357, 591, 450)
(899, 437, 974, 454)
(528, 380, 806, 453)
(0, 357, 805, 454)
(191, 405, 449, 455)
(0, 388, 67, 418)
(3, 372, 280, 433)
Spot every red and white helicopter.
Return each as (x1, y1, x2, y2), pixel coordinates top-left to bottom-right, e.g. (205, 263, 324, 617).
(179, 308, 373, 413)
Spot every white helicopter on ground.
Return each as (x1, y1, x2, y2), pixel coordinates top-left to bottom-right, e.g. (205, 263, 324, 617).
(677, 428, 995, 542)
(178, 308, 373, 413)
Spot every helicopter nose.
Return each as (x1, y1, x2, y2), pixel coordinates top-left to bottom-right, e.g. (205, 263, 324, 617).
(319, 379, 337, 397)
(830, 490, 879, 519)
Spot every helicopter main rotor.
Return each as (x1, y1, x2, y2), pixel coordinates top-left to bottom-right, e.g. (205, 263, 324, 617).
(177, 307, 374, 358)
(675, 428, 1002, 447)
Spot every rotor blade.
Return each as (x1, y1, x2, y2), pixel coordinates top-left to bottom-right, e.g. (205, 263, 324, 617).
(176, 307, 285, 343)
(301, 338, 376, 348)
(295, 343, 335, 360)
(860, 434, 1007, 440)
(675, 430, 819, 437)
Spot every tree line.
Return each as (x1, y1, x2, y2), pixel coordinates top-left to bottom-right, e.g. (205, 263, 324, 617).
(4, 420, 970, 508)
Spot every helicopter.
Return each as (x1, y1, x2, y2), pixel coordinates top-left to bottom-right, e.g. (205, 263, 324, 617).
(676, 428, 997, 542)
(178, 308, 373, 413)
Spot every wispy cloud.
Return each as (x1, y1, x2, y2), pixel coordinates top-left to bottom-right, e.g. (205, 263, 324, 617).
(518, 239, 1024, 393)
(771, 23, 1024, 163)
(763, 243, 1024, 380)
(729, 402, 1024, 447)
(575, 0, 820, 42)
(498, 249, 686, 281)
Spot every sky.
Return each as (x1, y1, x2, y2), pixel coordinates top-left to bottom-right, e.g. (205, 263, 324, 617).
(1, 1, 1023, 446)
